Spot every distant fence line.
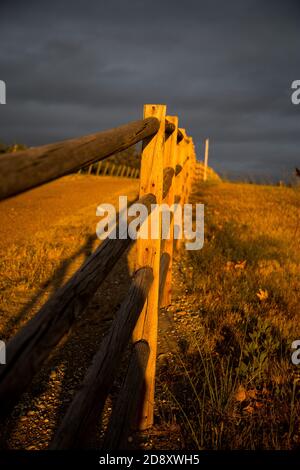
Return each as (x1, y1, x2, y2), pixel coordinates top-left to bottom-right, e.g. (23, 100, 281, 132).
(80, 160, 140, 179)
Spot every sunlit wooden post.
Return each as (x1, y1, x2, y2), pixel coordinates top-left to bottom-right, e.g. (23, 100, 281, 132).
(188, 137, 196, 195)
(175, 129, 188, 250)
(161, 115, 178, 307)
(133, 104, 166, 430)
(182, 131, 190, 205)
(203, 138, 209, 181)
(184, 137, 193, 204)
(188, 138, 195, 190)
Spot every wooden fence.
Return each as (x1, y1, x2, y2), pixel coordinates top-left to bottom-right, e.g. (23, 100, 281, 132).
(80, 160, 140, 179)
(0, 104, 208, 448)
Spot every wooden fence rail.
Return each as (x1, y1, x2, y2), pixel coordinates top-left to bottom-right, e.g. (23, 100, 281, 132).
(0, 103, 208, 448)
(0, 118, 159, 201)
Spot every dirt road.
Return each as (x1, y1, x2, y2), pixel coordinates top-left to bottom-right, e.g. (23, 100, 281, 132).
(0, 174, 139, 249)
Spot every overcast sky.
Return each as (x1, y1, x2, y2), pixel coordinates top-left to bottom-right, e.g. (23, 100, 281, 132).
(0, 0, 300, 180)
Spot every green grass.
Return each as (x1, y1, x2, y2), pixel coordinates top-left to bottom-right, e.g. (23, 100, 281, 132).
(157, 181, 300, 450)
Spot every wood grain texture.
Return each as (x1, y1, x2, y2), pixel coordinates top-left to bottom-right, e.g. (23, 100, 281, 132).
(161, 115, 178, 307)
(174, 128, 187, 250)
(0, 117, 159, 201)
(133, 104, 166, 430)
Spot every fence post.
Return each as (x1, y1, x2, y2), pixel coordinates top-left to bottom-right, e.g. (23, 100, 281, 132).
(133, 104, 166, 430)
(183, 140, 190, 205)
(204, 138, 209, 181)
(175, 129, 188, 250)
(189, 140, 196, 186)
(104, 162, 109, 175)
(186, 140, 192, 199)
(96, 161, 102, 175)
(161, 115, 178, 307)
(180, 129, 188, 202)
(185, 137, 194, 202)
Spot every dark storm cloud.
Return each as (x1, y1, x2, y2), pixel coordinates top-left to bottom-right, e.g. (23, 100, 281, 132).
(0, 0, 300, 180)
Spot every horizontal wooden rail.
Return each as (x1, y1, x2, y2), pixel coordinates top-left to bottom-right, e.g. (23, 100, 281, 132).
(176, 128, 184, 143)
(165, 121, 175, 135)
(102, 250, 170, 450)
(0, 117, 159, 201)
(165, 121, 183, 143)
(162, 167, 175, 199)
(102, 340, 150, 450)
(51, 267, 153, 449)
(0, 193, 156, 417)
(175, 165, 181, 176)
(102, 251, 170, 450)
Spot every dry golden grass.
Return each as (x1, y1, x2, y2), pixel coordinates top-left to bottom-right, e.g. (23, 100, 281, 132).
(156, 181, 300, 450)
(0, 176, 299, 450)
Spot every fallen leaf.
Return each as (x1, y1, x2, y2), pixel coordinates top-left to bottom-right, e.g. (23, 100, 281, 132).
(235, 385, 247, 402)
(256, 288, 269, 301)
